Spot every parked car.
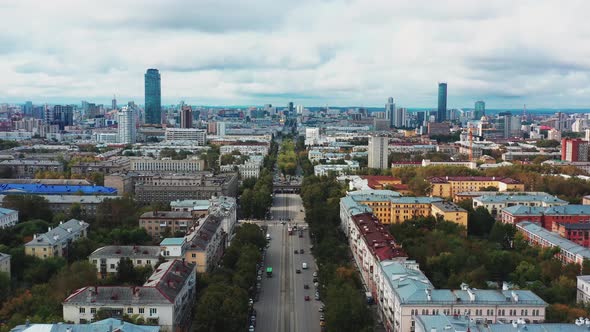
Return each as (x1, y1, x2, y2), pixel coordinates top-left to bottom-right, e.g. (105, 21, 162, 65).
(296, 269, 301, 274)
(304, 284, 309, 289)
(294, 249, 298, 254)
(300, 249, 305, 254)
(304, 295, 310, 301)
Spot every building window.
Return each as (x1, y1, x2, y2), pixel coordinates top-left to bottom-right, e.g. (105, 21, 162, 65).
(110, 264, 115, 269)
(139, 308, 145, 314)
(150, 308, 157, 315)
(192, 254, 196, 258)
(91, 308, 96, 314)
(128, 308, 133, 314)
(79, 308, 86, 313)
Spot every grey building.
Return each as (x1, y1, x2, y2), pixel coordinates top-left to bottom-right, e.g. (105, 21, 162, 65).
(0, 252, 10, 278)
(145, 69, 161, 125)
(89, 245, 161, 279)
(385, 97, 395, 128)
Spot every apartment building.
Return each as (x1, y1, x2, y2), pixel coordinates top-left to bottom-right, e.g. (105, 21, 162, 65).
(160, 238, 186, 259)
(516, 221, 590, 266)
(70, 157, 131, 175)
(63, 259, 196, 332)
(577, 275, 590, 304)
(415, 314, 581, 332)
(431, 201, 468, 229)
(553, 222, 590, 248)
(502, 205, 590, 230)
(164, 128, 206, 145)
(473, 193, 567, 218)
(170, 199, 210, 217)
(429, 176, 524, 199)
(134, 173, 239, 204)
(89, 246, 161, 279)
(378, 260, 547, 332)
(0, 159, 64, 178)
(184, 215, 226, 273)
(139, 211, 196, 239)
(0, 207, 18, 229)
(25, 219, 89, 259)
(0, 252, 10, 277)
(314, 160, 360, 176)
(130, 158, 205, 173)
(11, 318, 160, 332)
(219, 144, 269, 156)
(0, 194, 121, 218)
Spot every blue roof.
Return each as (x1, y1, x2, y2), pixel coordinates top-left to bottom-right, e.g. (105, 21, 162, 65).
(0, 207, 17, 216)
(415, 314, 589, 332)
(10, 319, 160, 332)
(502, 205, 545, 215)
(476, 193, 566, 204)
(160, 237, 185, 246)
(0, 184, 117, 195)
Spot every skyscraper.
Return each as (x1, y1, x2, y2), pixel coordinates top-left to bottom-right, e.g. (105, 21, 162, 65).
(474, 101, 485, 119)
(180, 106, 193, 129)
(23, 101, 33, 116)
(385, 97, 395, 128)
(118, 106, 136, 144)
(394, 107, 407, 128)
(437, 83, 447, 122)
(144, 69, 161, 125)
(112, 95, 117, 110)
(51, 105, 73, 130)
(368, 136, 389, 169)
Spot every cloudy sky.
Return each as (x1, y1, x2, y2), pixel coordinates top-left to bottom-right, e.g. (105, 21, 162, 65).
(0, 0, 589, 109)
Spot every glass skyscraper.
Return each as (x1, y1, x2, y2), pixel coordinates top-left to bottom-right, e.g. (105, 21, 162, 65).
(437, 82, 447, 122)
(144, 68, 161, 125)
(474, 100, 485, 119)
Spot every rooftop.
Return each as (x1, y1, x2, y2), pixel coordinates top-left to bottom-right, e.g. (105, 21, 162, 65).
(10, 318, 161, 332)
(504, 205, 590, 216)
(429, 176, 521, 184)
(475, 194, 567, 204)
(0, 184, 117, 195)
(160, 238, 185, 246)
(25, 219, 89, 247)
(351, 213, 406, 261)
(555, 222, 590, 230)
(517, 221, 590, 260)
(140, 211, 194, 219)
(89, 246, 160, 259)
(431, 201, 467, 213)
(415, 314, 588, 332)
(0, 207, 17, 216)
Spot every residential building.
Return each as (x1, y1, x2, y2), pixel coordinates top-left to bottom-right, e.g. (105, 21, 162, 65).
(89, 246, 161, 279)
(117, 106, 136, 144)
(134, 173, 238, 204)
(0, 207, 18, 229)
(431, 201, 468, 229)
(25, 219, 89, 259)
(139, 211, 196, 239)
(379, 260, 546, 332)
(63, 259, 196, 332)
(0, 159, 64, 178)
(216, 121, 226, 137)
(145, 68, 161, 125)
(553, 222, 590, 248)
(11, 318, 161, 332)
(130, 158, 205, 173)
(305, 128, 321, 146)
(0, 194, 119, 218)
(314, 160, 360, 176)
(184, 214, 226, 273)
(543, 160, 590, 174)
(220, 154, 264, 179)
(208, 196, 237, 241)
(502, 205, 590, 230)
(159, 238, 186, 259)
(414, 314, 581, 332)
(547, 128, 561, 141)
(437, 82, 447, 122)
(180, 106, 192, 129)
(562, 138, 589, 162)
(427, 122, 449, 136)
(516, 221, 590, 266)
(70, 157, 131, 175)
(219, 144, 269, 156)
(473, 193, 567, 218)
(0, 183, 117, 195)
(577, 275, 590, 303)
(170, 199, 210, 217)
(0, 252, 10, 277)
(429, 176, 524, 199)
(164, 128, 206, 145)
(368, 136, 388, 169)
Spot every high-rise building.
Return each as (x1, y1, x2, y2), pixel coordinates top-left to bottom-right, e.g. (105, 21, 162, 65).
(437, 83, 447, 122)
(112, 95, 117, 110)
(385, 97, 395, 128)
(51, 105, 73, 130)
(474, 101, 485, 119)
(180, 106, 193, 129)
(498, 112, 513, 139)
(23, 101, 33, 116)
(144, 69, 161, 125)
(288, 102, 294, 116)
(216, 122, 226, 137)
(368, 136, 389, 169)
(394, 107, 407, 128)
(117, 106, 136, 144)
(561, 138, 589, 162)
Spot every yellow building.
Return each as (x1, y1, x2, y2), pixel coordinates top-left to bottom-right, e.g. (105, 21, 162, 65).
(359, 197, 444, 224)
(25, 219, 89, 259)
(430, 201, 469, 228)
(429, 176, 524, 199)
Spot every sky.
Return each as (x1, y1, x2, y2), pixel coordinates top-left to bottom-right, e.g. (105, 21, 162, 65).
(0, 0, 589, 109)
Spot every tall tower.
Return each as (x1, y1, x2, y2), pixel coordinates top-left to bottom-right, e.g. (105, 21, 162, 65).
(474, 101, 485, 119)
(144, 69, 161, 125)
(118, 106, 136, 144)
(368, 136, 389, 169)
(180, 106, 193, 129)
(385, 97, 395, 128)
(437, 83, 447, 122)
(112, 95, 117, 110)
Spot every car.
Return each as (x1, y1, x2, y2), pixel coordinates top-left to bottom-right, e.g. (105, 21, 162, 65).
(314, 282, 319, 287)
(304, 295, 310, 301)
(318, 307, 324, 312)
(315, 295, 320, 300)
(254, 294, 259, 302)
(257, 276, 262, 281)
(296, 269, 301, 274)
(320, 321, 326, 327)
(320, 314, 325, 321)
(300, 249, 304, 254)
(281, 220, 286, 225)
(252, 309, 257, 317)
(313, 277, 318, 283)
(249, 298, 254, 305)
(294, 249, 298, 254)
(313, 272, 318, 277)
(249, 325, 255, 332)
(257, 270, 262, 276)
(304, 284, 309, 289)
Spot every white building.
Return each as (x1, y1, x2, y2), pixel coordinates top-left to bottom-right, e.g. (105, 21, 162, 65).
(314, 160, 360, 176)
(216, 122, 226, 137)
(0, 207, 18, 229)
(305, 127, 321, 146)
(165, 128, 206, 145)
(547, 128, 561, 141)
(130, 158, 205, 172)
(159, 238, 186, 259)
(0, 252, 10, 277)
(473, 193, 568, 218)
(219, 144, 269, 156)
(368, 136, 388, 169)
(89, 246, 161, 279)
(62, 259, 196, 332)
(117, 106, 136, 144)
(95, 132, 118, 144)
(219, 155, 264, 179)
(577, 275, 590, 304)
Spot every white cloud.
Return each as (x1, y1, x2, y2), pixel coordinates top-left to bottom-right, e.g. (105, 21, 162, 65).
(0, 0, 589, 108)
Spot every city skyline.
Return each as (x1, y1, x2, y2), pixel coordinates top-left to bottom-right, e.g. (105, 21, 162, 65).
(0, 1, 589, 108)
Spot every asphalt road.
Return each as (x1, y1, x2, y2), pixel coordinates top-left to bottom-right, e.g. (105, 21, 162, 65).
(254, 193, 322, 332)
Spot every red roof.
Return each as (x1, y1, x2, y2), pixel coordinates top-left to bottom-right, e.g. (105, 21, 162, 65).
(351, 213, 407, 261)
(429, 176, 521, 184)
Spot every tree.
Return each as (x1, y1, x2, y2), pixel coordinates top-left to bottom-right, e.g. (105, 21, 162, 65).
(95, 197, 138, 228)
(3, 195, 53, 222)
(69, 203, 83, 220)
(116, 258, 138, 284)
(468, 207, 495, 237)
(325, 282, 373, 332)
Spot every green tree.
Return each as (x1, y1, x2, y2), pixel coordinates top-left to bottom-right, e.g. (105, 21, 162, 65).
(116, 258, 138, 284)
(3, 195, 53, 222)
(325, 282, 373, 332)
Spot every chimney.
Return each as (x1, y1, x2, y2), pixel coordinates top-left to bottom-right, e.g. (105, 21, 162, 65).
(467, 289, 475, 302)
(511, 290, 519, 302)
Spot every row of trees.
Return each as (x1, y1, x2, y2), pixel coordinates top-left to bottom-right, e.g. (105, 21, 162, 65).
(388, 215, 590, 322)
(301, 175, 374, 332)
(278, 139, 297, 175)
(193, 223, 266, 331)
(240, 169, 273, 219)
